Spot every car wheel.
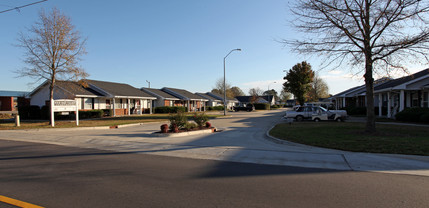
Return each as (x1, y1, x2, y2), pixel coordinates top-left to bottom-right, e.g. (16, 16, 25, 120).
(296, 115, 304, 122)
(314, 118, 320, 122)
(335, 118, 343, 122)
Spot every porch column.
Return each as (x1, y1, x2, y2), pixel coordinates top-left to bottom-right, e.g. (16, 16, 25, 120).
(399, 90, 405, 112)
(203, 101, 206, 112)
(342, 97, 346, 108)
(112, 98, 116, 117)
(127, 99, 130, 115)
(187, 100, 190, 112)
(140, 99, 143, 115)
(387, 92, 391, 118)
(149, 100, 153, 114)
(378, 93, 382, 116)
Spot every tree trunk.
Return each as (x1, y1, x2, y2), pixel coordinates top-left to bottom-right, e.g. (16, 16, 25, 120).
(49, 70, 56, 126)
(364, 58, 376, 133)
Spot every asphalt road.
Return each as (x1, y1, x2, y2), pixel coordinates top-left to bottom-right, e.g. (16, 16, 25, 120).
(1, 140, 428, 208)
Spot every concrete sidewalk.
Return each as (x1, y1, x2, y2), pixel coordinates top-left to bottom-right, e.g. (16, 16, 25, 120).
(0, 110, 428, 177)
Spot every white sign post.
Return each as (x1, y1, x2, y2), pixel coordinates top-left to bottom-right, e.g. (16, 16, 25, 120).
(51, 99, 79, 127)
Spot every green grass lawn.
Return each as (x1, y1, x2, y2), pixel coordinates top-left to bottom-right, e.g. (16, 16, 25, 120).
(269, 122, 429, 156)
(0, 113, 223, 130)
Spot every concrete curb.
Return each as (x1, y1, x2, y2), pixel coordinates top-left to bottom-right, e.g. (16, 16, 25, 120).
(152, 128, 215, 137)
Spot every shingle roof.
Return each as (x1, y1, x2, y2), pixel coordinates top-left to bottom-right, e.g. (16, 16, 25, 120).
(374, 69, 429, 91)
(141, 88, 180, 100)
(235, 96, 252, 103)
(56, 81, 104, 97)
(86, 80, 155, 98)
(196, 93, 222, 101)
(162, 87, 208, 100)
(0, 90, 29, 97)
(208, 92, 235, 101)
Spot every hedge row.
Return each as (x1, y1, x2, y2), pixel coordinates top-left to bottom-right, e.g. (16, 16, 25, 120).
(18, 106, 105, 120)
(79, 110, 104, 119)
(19, 105, 49, 120)
(207, 106, 224, 111)
(154, 106, 187, 113)
(395, 108, 429, 123)
(253, 103, 270, 110)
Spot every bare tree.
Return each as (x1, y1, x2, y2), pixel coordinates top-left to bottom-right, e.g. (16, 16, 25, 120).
(307, 74, 329, 102)
(211, 78, 244, 98)
(248, 87, 264, 97)
(284, 0, 429, 132)
(16, 8, 88, 125)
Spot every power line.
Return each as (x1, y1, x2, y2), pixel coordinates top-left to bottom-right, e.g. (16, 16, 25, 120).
(0, 0, 48, 14)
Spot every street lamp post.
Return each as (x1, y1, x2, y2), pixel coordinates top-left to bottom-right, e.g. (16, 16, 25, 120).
(223, 48, 241, 116)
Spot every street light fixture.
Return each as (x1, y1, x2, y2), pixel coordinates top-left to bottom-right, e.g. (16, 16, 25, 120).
(146, 80, 150, 88)
(223, 48, 241, 116)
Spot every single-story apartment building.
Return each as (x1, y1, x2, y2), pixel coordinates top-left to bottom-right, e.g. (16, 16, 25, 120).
(30, 79, 156, 116)
(331, 68, 429, 118)
(0, 90, 29, 112)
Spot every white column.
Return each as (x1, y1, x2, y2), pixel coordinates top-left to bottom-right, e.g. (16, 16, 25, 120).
(127, 99, 130, 115)
(112, 98, 116, 117)
(75, 98, 79, 126)
(140, 99, 143, 115)
(387, 92, 391, 118)
(342, 97, 346, 108)
(50, 99, 55, 127)
(378, 93, 382, 116)
(149, 100, 152, 114)
(399, 90, 405, 112)
(203, 101, 206, 112)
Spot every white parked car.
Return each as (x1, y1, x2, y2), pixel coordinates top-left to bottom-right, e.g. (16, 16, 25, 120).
(284, 106, 348, 122)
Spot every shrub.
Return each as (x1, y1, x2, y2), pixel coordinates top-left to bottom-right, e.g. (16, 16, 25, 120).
(420, 113, 429, 123)
(207, 106, 224, 111)
(19, 105, 41, 119)
(193, 112, 209, 128)
(168, 110, 188, 131)
(102, 109, 112, 117)
(40, 105, 50, 120)
(341, 106, 367, 115)
(253, 103, 270, 110)
(270, 105, 279, 109)
(395, 107, 429, 122)
(79, 110, 103, 119)
(160, 124, 169, 133)
(155, 106, 187, 113)
(184, 122, 198, 131)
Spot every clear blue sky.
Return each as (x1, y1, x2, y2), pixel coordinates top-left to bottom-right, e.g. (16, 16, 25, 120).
(0, 0, 425, 95)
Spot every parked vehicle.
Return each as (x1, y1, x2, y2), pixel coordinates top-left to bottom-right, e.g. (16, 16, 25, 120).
(284, 106, 347, 121)
(234, 104, 255, 112)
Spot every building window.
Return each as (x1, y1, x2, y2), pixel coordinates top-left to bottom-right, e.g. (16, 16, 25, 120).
(84, 98, 92, 109)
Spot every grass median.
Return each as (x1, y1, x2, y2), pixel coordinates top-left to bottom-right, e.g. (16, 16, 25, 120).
(269, 122, 429, 156)
(0, 113, 223, 130)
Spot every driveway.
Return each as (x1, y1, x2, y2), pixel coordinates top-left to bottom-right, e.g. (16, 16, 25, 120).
(1, 110, 428, 176)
